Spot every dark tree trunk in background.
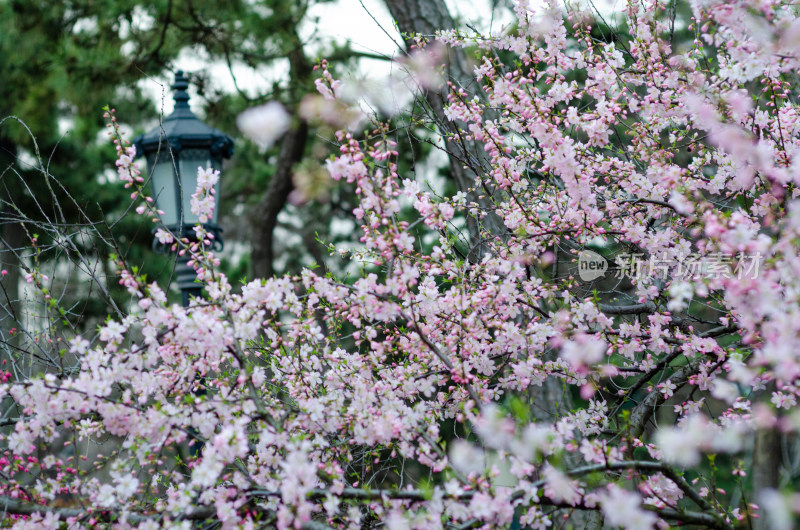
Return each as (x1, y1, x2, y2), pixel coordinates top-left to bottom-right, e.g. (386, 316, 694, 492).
(383, 1, 601, 527)
(0, 222, 22, 326)
(250, 32, 312, 279)
(752, 430, 780, 530)
(0, 136, 22, 355)
(251, 120, 308, 279)
(752, 384, 781, 530)
(384, 0, 504, 259)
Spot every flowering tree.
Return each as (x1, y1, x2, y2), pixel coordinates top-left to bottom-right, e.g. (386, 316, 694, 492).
(4, 0, 800, 528)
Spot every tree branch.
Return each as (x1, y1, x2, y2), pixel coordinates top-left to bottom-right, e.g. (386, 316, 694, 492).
(598, 301, 656, 315)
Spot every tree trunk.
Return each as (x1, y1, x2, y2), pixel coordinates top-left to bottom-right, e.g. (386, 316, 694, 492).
(250, 31, 312, 279)
(383, 0, 504, 259)
(752, 430, 780, 530)
(0, 136, 22, 365)
(752, 384, 781, 530)
(250, 120, 308, 279)
(0, 221, 23, 333)
(383, 2, 600, 527)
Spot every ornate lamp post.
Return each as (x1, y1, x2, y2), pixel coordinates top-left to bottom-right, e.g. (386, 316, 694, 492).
(133, 71, 234, 306)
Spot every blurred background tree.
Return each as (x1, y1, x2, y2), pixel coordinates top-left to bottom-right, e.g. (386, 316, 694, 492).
(0, 0, 393, 332)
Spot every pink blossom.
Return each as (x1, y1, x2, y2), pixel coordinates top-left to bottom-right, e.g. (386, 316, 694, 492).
(600, 485, 658, 530)
(236, 101, 290, 150)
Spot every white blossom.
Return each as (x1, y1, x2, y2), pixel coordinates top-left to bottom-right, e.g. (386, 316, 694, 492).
(236, 101, 290, 151)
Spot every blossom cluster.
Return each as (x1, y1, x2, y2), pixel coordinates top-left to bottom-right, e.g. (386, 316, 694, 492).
(4, 0, 800, 528)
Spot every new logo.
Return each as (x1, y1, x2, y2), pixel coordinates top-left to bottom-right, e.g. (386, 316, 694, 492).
(578, 250, 608, 282)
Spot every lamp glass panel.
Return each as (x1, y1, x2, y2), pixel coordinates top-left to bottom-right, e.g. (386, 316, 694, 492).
(179, 149, 212, 225)
(149, 153, 179, 227)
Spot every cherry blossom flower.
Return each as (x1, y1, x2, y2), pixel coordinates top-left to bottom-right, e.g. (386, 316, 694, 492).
(236, 101, 290, 151)
(600, 485, 658, 530)
(8, 2, 800, 527)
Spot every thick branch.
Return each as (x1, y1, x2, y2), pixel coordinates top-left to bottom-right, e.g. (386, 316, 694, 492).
(629, 362, 696, 439)
(0, 496, 333, 529)
(598, 301, 656, 315)
(0, 496, 214, 523)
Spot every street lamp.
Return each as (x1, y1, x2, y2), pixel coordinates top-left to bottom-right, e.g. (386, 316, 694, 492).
(133, 70, 234, 306)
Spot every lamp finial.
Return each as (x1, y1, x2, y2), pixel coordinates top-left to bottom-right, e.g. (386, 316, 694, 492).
(172, 70, 190, 108)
